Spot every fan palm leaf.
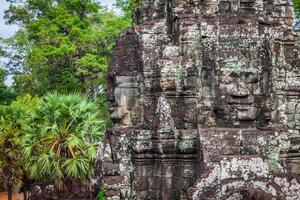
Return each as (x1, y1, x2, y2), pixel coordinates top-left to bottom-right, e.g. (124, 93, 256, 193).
(23, 93, 106, 189)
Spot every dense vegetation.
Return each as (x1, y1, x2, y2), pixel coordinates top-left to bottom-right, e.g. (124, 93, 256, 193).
(115, 0, 143, 21)
(23, 93, 105, 196)
(3, 0, 130, 96)
(0, 69, 16, 104)
(0, 95, 38, 199)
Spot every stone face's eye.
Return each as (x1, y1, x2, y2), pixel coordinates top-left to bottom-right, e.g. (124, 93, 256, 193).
(240, 72, 259, 83)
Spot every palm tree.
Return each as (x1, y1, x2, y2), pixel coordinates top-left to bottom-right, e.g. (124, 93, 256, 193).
(0, 105, 26, 200)
(22, 93, 105, 197)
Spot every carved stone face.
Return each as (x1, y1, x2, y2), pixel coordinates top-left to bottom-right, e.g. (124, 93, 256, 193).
(109, 76, 139, 126)
(209, 39, 271, 127)
(216, 71, 261, 122)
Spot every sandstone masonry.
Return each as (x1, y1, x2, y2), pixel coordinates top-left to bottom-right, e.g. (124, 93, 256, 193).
(102, 0, 300, 199)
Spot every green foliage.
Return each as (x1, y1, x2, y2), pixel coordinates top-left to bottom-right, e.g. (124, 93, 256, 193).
(12, 73, 38, 96)
(96, 94, 113, 128)
(4, 0, 130, 96)
(0, 69, 17, 105)
(22, 93, 105, 186)
(0, 104, 24, 188)
(115, 0, 143, 21)
(10, 93, 40, 109)
(295, 0, 300, 19)
(0, 93, 107, 194)
(0, 42, 6, 57)
(0, 94, 38, 190)
(97, 186, 107, 200)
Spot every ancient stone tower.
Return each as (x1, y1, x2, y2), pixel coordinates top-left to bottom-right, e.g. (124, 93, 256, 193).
(102, 0, 300, 199)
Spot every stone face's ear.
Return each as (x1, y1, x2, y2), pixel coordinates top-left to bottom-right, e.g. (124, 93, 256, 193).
(107, 75, 116, 102)
(109, 76, 139, 126)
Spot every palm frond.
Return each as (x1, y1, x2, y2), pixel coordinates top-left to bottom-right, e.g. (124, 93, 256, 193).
(23, 92, 106, 184)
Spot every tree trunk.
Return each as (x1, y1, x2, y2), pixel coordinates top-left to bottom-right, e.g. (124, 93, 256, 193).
(7, 183, 12, 200)
(24, 191, 27, 200)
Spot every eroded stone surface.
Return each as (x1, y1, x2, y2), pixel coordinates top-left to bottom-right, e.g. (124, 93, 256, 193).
(102, 0, 300, 199)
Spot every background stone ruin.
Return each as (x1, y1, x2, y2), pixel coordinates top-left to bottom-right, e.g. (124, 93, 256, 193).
(102, 0, 300, 199)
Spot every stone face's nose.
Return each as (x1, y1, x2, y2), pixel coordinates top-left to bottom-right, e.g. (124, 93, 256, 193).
(226, 81, 251, 97)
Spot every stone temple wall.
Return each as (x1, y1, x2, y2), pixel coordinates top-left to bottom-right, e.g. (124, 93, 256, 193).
(101, 0, 300, 199)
